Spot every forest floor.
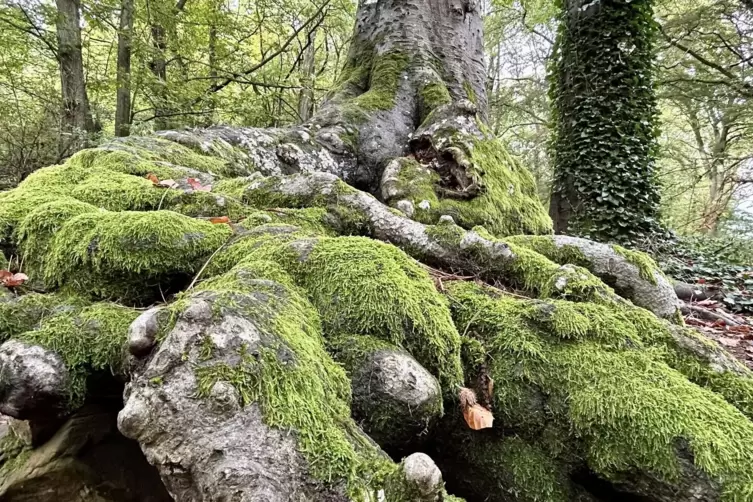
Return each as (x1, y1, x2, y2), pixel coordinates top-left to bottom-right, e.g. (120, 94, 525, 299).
(685, 299, 753, 369)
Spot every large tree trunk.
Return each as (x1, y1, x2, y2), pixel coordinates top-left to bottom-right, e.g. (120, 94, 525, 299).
(549, 0, 662, 244)
(55, 0, 97, 155)
(1, 1, 752, 501)
(114, 0, 134, 137)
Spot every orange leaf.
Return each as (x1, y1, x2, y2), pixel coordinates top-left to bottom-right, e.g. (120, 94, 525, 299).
(0, 271, 28, 287)
(462, 403, 494, 430)
(209, 216, 230, 224)
(187, 178, 212, 192)
(146, 173, 160, 184)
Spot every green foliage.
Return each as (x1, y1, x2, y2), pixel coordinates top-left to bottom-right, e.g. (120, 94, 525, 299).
(659, 235, 753, 313)
(550, 0, 663, 244)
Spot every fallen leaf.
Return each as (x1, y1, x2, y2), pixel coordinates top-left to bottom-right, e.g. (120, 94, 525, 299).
(187, 178, 212, 192)
(209, 216, 230, 224)
(146, 173, 160, 184)
(157, 179, 180, 189)
(718, 337, 741, 347)
(458, 386, 494, 430)
(728, 325, 752, 334)
(462, 404, 494, 430)
(0, 270, 28, 287)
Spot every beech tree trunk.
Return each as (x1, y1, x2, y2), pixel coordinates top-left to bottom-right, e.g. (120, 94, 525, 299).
(55, 0, 97, 154)
(114, 0, 134, 137)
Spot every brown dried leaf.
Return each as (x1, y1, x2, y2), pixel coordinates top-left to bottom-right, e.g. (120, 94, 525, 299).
(0, 271, 28, 287)
(209, 216, 230, 224)
(146, 173, 160, 184)
(462, 404, 494, 430)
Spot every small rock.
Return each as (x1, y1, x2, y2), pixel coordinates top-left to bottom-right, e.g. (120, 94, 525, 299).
(128, 307, 162, 357)
(396, 200, 415, 217)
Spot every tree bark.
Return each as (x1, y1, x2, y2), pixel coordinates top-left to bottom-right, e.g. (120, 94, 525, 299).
(149, 23, 169, 130)
(114, 0, 134, 137)
(297, 30, 317, 123)
(55, 0, 97, 155)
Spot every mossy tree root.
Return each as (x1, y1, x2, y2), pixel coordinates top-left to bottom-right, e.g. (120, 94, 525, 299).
(241, 171, 670, 312)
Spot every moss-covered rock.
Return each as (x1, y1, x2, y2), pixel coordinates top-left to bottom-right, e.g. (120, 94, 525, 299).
(447, 281, 753, 500)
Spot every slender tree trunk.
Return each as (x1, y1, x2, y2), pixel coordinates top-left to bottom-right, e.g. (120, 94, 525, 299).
(205, 23, 217, 126)
(297, 30, 317, 123)
(149, 23, 169, 130)
(115, 0, 134, 137)
(55, 0, 96, 155)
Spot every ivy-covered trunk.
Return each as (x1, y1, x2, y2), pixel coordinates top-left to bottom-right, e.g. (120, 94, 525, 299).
(549, 0, 663, 245)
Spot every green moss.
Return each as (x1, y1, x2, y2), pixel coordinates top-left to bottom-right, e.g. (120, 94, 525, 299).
(16, 199, 98, 279)
(44, 210, 231, 297)
(463, 80, 477, 105)
(612, 244, 663, 285)
(16, 303, 138, 407)
(448, 281, 753, 499)
(71, 171, 176, 212)
(0, 428, 31, 479)
(350, 52, 410, 112)
(193, 264, 395, 497)
(66, 148, 180, 180)
(390, 139, 552, 237)
(450, 433, 572, 502)
(506, 235, 590, 267)
(292, 237, 463, 393)
(206, 229, 463, 395)
(0, 293, 89, 342)
(419, 82, 452, 122)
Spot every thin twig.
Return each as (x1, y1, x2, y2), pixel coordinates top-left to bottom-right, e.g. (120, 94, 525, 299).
(186, 240, 230, 291)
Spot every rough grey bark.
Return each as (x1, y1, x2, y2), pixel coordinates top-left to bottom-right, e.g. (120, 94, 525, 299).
(55, 0, 97, 154)
(349, 349, 442, 452)
(118, 295, 355, 501)
(0, 341, 68, 423)
(537, 235, 681, 319)
(114, 0, 134, 137)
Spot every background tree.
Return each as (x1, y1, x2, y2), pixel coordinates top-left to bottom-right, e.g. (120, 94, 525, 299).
(549, 0, 663, 245)
(55, 0, 98, 152)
